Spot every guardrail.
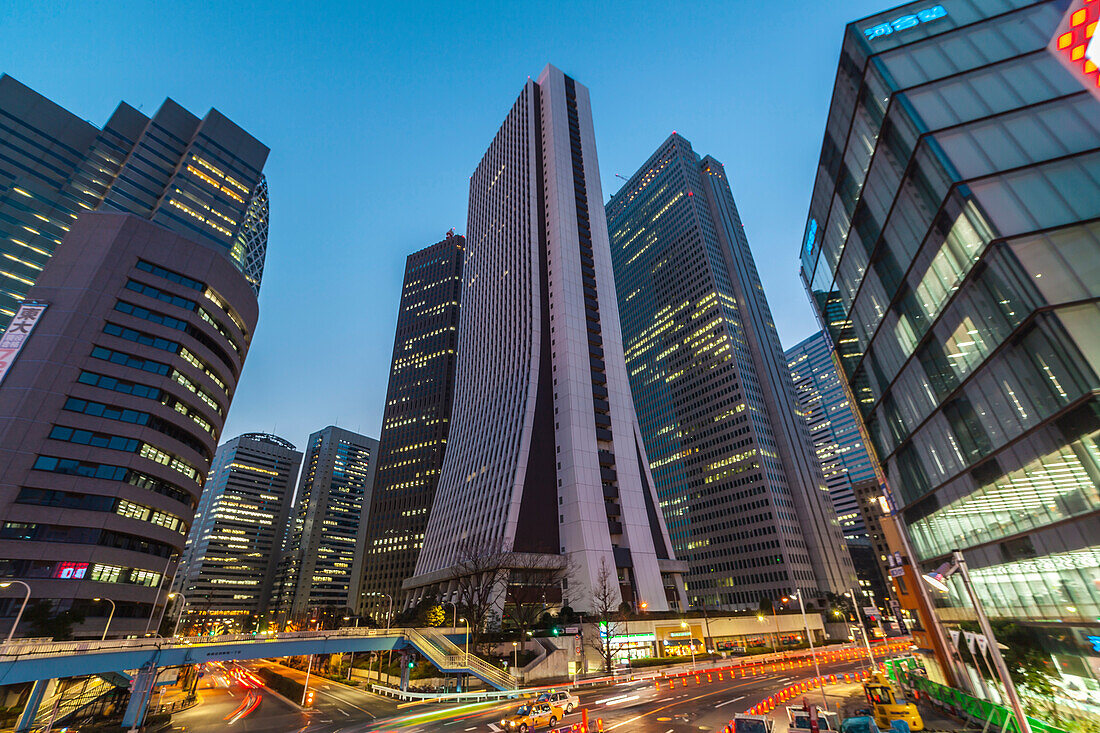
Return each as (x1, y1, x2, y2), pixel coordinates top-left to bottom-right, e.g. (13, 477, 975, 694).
(370, 683, 525, 703)
(887, 660, 1070, 733)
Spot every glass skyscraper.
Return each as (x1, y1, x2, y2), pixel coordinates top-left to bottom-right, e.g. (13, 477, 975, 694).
(607, 134, 854, 609)
(175, 433, 300, 632)
(281, 425, 377, 621)
(358, 232, 463, 621)
(801, 0, 1100, 671)
(0, 73, 270, 329)
(786, 330, 891, 604)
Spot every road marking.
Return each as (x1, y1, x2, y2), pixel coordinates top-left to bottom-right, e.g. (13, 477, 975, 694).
(489, 724, 503, 732)
(338, 708, 350, 716)
(715, 695, 746, 708)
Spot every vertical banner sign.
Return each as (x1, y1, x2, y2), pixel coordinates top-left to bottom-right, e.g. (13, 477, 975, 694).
(975, 634, 989, 658)
(963, 631, 978, 655)
(0, 303, 47, 386)
(1048, 0, 1100, 102)
(948, 629, 961, 650)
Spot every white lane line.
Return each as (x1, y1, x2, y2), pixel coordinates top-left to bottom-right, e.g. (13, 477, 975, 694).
(607, 715, 643, 730)
(488, 724, 503, 732)
(715, 695, 746, 708)
(338, 708, 350, 717)
(465, 728, 478, 731)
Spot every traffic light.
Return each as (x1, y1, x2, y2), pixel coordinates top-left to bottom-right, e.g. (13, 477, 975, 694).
(304, 690, 315, 707)
(552, 627, 561, 636)
(408, 661, 415, 669)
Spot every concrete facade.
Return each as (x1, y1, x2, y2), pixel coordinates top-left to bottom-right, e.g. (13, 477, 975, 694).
(0, 213, 259, 637)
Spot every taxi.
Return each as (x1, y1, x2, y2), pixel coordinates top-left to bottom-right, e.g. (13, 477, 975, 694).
(500, 701, 565, 731)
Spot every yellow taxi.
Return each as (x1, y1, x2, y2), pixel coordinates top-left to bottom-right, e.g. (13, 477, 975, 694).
(500, 701, 565, 731)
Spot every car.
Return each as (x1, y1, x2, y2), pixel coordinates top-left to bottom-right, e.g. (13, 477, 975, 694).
(536, 689, 580, 713)
(500, 702, 565, 731)
(731, 714, 775, 733)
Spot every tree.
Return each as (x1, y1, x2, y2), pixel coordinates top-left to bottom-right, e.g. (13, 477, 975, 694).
(24, 600, 84, 640)
(502, 553, 570, 640)
(758, 596, 774, 614)
(587, 558, 630, 672)
(447, 536, 511, 648)
(423, 604, 445, 627)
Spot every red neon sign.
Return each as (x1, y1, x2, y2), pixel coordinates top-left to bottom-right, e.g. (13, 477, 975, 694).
(53, 562, 89, 579)
(1048, 0, 1099, 100)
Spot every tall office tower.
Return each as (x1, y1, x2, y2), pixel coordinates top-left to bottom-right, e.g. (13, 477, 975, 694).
(280, 426, 377, 622)
(175, 433, 300, 632)
(0, 211, 264, 637)
(0, 74, 270, 334)
(406, 65, 686, 615)
(606, 134, 853, 609)
(801, 0, 1100, 675)
(357, 233, 463, 621)
(786, 331, 890, 605)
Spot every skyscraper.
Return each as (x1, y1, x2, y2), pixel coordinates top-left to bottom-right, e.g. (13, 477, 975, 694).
(406, 65, 686, 614)
(0, 74, 270, 329)
(786, 331, 890, 604)
(0, 213, 266, 637)
(358, 233, 463, 621)
(801, 0, 1100, 675)
(176, 433, 300, 632)
(281, 426, 377, 622)
(606, 134, 854, 609)
(0, 77, 270, 637)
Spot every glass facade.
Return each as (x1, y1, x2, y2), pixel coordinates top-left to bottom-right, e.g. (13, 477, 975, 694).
(280, 425, 377, 621)
(786, 331, 892, 604)
(0, 74, 270, 326)
(607, 134, 854, 609)
(357, 233, 462, 620)
(175, 433, 300, 631)
(801, 0, 1100, 667)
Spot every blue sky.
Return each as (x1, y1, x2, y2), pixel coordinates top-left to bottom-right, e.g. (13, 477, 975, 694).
(7, 0, 890, 452)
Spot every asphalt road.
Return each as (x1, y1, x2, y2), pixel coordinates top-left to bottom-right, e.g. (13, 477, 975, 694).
(167, 652, 886, 732)
(370, 656, 877, 733)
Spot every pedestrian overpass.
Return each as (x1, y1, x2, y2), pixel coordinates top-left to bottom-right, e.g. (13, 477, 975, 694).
(0, 626, 515, 730)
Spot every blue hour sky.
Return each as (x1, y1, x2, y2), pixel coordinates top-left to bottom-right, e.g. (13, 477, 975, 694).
(6, 0, 891, 452)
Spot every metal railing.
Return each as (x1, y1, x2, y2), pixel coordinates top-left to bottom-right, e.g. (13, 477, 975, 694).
(887, 659, 1070, 733)
(404, 628, 516, 690)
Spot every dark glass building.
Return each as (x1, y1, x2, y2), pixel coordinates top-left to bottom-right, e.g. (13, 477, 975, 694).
(281, 425, 377, 622)
(606, 134, 854, 609)
(0, 213, 263, 637)
(357, 233, 462, 621)
(0, 74, 270, 329)
(175, 433, 300, 633)
(786, 331, 891, 606)
(801, 0, 1100, 677)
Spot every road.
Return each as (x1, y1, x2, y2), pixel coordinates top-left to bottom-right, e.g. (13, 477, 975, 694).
(370, 656, 877, 733)
(168, 651, 888, 732)
(170, 660, 399, 733)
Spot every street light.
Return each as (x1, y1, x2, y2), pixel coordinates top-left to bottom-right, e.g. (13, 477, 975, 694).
(93, 598, 116, 641)
(757, 612, 779, 654)
(444, 600, 458, 629)
(680, 621, 696, 671)
(0, 581, 31, 644)
(923, 550, 1032, 733)
(512, 640, 519, 670)
(168, 593, 187, 638)
(792, 590, 828, 711)
(459, 617, 470, 666)
(845, 590, 875, 667)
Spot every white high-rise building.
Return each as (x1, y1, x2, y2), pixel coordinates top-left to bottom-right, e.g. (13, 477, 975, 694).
(405, 64, 686, 614)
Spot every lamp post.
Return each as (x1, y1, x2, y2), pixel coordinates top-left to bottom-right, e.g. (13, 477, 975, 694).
(773, 603, 785, 659)
(460, 617, 470, 666)
(0, 581, 31, 644)
(846, 590, 874, 667)
(512, 641, 519, 670)
(792, 590, 828, 711)
(757, 612, 779, 655)
(680, 621, 696, 671)
(93, 597, 116, 641)
(343, 616, 359, 680)
(444, 600, 457, 629)
(169, 593, 187, 638)
(924, 550, 1032, 733)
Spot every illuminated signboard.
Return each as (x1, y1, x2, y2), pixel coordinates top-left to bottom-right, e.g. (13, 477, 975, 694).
(1048, 0, 1100, 102)
(803, 218, 818, 259)
(54, 561, 89, 579)
(0, 302, 47, 387)
(863, 5, 948, 41)
(1088, 635, 1100, 653)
